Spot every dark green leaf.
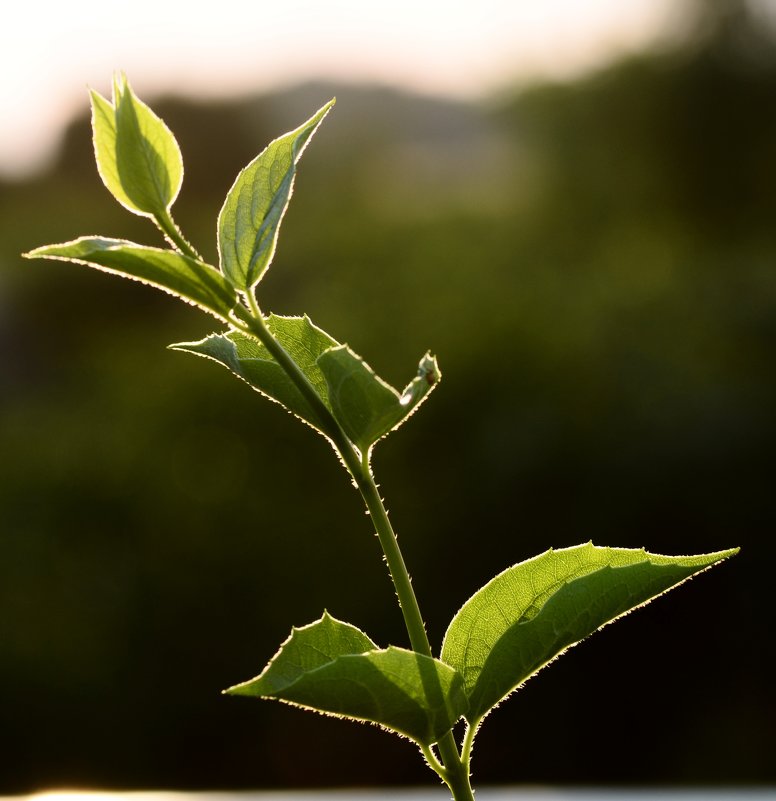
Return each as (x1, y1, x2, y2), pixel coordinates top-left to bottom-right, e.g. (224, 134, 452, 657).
(317, 347, 440, 452)
(170, 315, 338, 433)
(217, 99, 334, 290)
(441, 543, 739, 725)
(227, 613, 468, 746)
(91, 73, 183, 217)
(24, 237, 236, 320)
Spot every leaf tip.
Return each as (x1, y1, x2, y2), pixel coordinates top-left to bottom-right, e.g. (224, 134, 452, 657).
(22, 244, 60, 260)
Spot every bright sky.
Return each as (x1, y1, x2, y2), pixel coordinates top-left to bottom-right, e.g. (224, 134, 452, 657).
(2, 0, 688, 179)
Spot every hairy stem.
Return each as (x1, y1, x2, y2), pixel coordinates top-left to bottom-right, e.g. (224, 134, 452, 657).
(354, 454, 431, 656)
(231, 293, 360, 471)
(154, 208, 203, 261)
(461, 722, 477, 767)
(235, 291, 475, 800)
(354, 455, 475, 800)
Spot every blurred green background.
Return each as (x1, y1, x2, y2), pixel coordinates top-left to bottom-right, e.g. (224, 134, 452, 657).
(1, 4, 774, 793)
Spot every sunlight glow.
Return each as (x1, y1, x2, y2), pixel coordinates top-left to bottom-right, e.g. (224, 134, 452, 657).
(1, 0, 687, 178)
(24, 793, 192, 801)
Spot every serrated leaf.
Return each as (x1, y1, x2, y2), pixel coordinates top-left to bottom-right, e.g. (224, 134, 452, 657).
(317, 347, 440, 452)
(91, 74, 183, 217)
(170, 315, 338, 433)
(217, 99, 334, 290)
(227, 612, 378, 696)
(24, 237, 236, 320)
(226, 613, 468, 746)
(441, 543, 738, 725)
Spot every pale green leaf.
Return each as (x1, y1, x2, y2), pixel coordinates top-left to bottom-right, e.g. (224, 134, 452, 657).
(441, 543, 739, 725)
(226, 613, 468, 746)
(217, 99, 335, 290)
(90, 89, 135, 213)
(24, 237, 236, 321)
(317, 347, 440, 452)
(170, 315, 338, 433)
(91, 73, 183, 217)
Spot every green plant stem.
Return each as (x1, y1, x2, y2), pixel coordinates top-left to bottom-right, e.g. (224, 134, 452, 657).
(154, 208, 203, 261)
(355, 453, 431, 656)
(461, 722, 476, 766)
(440, 753, 476, 801)
(235, 292, 475, 801)
(355, 455, 475, 801)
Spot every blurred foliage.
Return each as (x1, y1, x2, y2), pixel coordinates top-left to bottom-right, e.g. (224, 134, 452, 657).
(1, 3, 774, 791)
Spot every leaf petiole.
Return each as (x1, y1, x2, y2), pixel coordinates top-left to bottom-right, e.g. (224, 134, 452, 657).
(154, 208, 203, 262)
(460, 721, 476, 771)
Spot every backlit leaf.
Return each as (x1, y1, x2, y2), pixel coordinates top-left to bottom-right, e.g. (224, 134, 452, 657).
(441, 543, 738, 726)
(170, 315, 338, 433)
(217, 99, 334, 290)
(24, 237, 236, 320)
(317, 347, 440, 453)
(91, 73, 183, 217)
(227, 612, 377, 696)
(227, 613, 468, 746)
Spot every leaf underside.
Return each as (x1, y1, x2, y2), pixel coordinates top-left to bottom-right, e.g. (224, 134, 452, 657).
(227, 612, 468, 746)
(23, 237, 236, 320)
(172, 316, 439, 451)
(441, 542, 739, 725)
(170, 315, 339, 432)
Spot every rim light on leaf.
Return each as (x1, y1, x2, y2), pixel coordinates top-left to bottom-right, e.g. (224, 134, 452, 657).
(440, 543, 740, 727)
(24, 237, 237, 321)
(170, 315, 340, 436)
(172, 318, 441, 457)
(227, 613, 469, 746)
(317, 346, 441, 454)
(91, 73, 183, 218)
(23, 75, 740, 801)
(217, 99, 335, 291)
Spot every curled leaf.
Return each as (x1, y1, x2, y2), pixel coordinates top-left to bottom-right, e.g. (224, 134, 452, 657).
(317, 347, 440, 453)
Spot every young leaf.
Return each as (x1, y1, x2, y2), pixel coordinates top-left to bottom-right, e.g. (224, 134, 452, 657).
(170, 315, 338, 433)
(227, 613, 468, 746)
(91, 73, 183, 217)
(440, 543, 739, 726)
(317, 347, 440, 453)
(217, 99, 335, 290)
(24, 237, 237, 321)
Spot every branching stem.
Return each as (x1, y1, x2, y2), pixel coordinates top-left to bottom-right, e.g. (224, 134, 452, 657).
(234, 288, 476, 801)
